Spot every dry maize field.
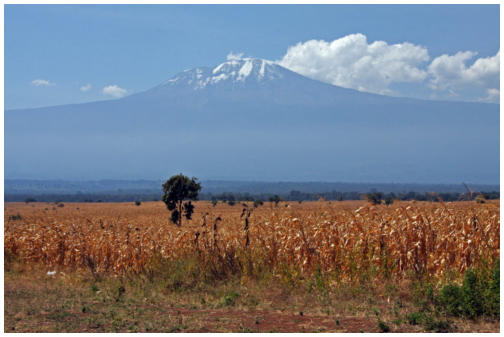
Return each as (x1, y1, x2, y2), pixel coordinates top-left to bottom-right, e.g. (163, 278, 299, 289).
(4, 200, 500, 280)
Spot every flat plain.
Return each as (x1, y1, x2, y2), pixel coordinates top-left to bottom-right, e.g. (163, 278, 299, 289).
(4, 200, 500, 332)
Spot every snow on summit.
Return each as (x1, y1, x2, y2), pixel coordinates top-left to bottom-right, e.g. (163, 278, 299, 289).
(162, 55, 282, 90)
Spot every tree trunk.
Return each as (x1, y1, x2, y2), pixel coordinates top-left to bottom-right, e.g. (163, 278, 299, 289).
(178, 201, 183, 227)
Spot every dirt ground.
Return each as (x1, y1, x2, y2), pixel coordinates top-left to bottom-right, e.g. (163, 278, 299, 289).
(4, 266, 499, 333)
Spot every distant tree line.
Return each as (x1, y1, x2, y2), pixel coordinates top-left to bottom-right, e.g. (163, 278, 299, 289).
(200, 190, 500, 203)
(8, 179, 498, 195)
(5, 190, 499, 203)
(5, 193, 161, 203)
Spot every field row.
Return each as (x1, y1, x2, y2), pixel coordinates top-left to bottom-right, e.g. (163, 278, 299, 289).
(5, 201, 500, 280)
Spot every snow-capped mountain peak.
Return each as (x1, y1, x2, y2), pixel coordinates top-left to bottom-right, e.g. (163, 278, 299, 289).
(161, 57, 284, 90)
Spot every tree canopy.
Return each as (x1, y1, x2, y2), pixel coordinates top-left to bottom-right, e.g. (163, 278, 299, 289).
(162, 174, 201, 226)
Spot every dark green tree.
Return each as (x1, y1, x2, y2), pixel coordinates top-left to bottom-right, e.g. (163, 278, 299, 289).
(384, 197, 394, 206)
(162, 174, 201, 226)
(253, 199, 263, 208)
(268, 194, 281, 207)
(364, 192, 383, 205)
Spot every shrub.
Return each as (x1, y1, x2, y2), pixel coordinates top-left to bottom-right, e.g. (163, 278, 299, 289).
(253, 199, 263, 208)
(268, 195, 281, 207)
(437, 261, 500, 319)
(223, 291, 240, 306)
(484, 260, 500, 317)
(475, 194, 486, 204)
(422, 316, 452, 332)
(8, 213, 23, 221)
(377, 319, 390, 332)
(135, 201, 141, 206)
(438, 284, 464, 316)
(405, 311, 424, 325)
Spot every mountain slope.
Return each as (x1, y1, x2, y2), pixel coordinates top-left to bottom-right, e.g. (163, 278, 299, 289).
(5, 57, 499, 183)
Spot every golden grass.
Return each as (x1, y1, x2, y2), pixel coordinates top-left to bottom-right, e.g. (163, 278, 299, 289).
(5, 200, 500, 280)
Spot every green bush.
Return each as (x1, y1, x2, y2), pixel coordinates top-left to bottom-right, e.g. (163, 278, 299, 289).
(224, 291, 239, 306)
(484, 260, 500, 316)
(405, 310, 452, 332)
(438, 284, 464, 316)
(405, 311, 424, 325)
(437, 261, 499, 319)
(461, 269, 484, 318)
(377, 319, 390, 332)
(422, 315, 452, 332)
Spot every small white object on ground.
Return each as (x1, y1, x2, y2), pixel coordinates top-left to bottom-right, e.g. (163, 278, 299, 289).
(46, 270, 56, 276)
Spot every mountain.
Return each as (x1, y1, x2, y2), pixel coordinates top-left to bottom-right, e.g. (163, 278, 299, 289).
(5, 57, 499, 184)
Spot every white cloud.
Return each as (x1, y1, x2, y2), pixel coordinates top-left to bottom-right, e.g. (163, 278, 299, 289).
(31, 79, 54, 87)
(428, 50, 500, 98)
(277, 34, 499, 103)
(277, 33, 430, 95)
(102, 85, 127, 98)
(80, 84, 92, 92)
(227, 52, 244, 61)
(479, 88, 500, 103)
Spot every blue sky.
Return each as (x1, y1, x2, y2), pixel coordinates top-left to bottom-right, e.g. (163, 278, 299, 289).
(5, 4, 500, 109)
